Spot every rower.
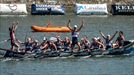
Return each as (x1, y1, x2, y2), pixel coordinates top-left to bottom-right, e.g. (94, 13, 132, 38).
(90, 37, 105, 51)
(80, 36, 90, 51)
(97, 37, 105, 49)
(55, 36, 63, 51)
(25, 37, 34, 52)
(40, 37, 48, 51)
(32, 40, 42, 54)
(99, 30, 118, 50)
(67, 19, 84, 52)
(63, 37, 71, 51)
(41, 39, 57, 52)
(115, 31, 125, 48)
(48, 41, 57, 51)
(41, 36, 57, 52)
(9, 21, 20, 52)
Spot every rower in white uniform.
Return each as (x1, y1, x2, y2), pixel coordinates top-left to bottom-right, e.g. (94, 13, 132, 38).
(67, 19, 84, 51)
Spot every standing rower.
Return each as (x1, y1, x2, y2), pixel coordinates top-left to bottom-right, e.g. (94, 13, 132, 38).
(67, 19, 84, 51)
(9, 21, 20, 52)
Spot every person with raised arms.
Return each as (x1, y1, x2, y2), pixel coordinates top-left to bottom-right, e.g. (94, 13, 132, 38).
(99, 30, 118, 50)
(67, 19, 84, 52)
(9, 21, 20, 52)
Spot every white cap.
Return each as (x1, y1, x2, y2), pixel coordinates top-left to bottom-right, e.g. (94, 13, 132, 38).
(56, 35, 60, 38)
(50, 37, 57, 42)
(107, 35, 110, 37)
(97, 37, 100, 40)
(35, 40, 38, 43)
(43, 37, 46, 40)
(74, 25, 77, 28)
(94, 37, 97, 40)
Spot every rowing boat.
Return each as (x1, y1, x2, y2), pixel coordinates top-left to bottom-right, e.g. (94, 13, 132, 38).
(0, 42, 134, 58)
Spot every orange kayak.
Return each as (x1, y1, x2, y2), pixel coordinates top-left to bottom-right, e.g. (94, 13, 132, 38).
(31, 25, 71, 32)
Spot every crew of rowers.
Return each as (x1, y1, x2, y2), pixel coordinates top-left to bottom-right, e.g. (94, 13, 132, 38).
(9, 20, 126, 53)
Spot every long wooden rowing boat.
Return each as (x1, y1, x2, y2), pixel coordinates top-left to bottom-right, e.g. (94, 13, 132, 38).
(0, 42, 134, 58)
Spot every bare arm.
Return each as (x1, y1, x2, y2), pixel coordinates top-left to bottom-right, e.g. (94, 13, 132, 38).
(12, 21, 19, 31)
(99, 30, 106, 39)
(89, 43, 93, 49)
(13, 25, 18, 31)
(67, 19, 73, 31)
(110, 31, 118, 41)
(122, 36, 125, 41)
(52, 43, 57, 51)
(77, 20, 84, 32)
(14, 21, 19, 30)
(97, 41, 105, 49)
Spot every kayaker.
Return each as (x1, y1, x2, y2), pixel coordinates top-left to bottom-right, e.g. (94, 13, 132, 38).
(9, 21, 20, 52)
(90, 37, 105, 50)
(67, 19, 84, 51)
(99, 30, 118, 50)
(115, 31, 125, 48)
(63, 37, 71, 51)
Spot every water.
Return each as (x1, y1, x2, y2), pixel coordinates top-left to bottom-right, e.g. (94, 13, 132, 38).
(0, 15, 134, 75)
(0, 56, 134, 75)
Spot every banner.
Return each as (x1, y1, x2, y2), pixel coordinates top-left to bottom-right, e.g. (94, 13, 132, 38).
(31, 4, 65, 15)
(112, 5, 134, 15)
(0, 4, 28, 15)
(75, 3, 108, 15)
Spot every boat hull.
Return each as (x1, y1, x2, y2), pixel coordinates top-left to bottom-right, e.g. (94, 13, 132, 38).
(0, 48, 25, 58)
(0, 42, 134, 58)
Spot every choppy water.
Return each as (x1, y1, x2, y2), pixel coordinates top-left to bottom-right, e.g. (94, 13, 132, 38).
(0, 15, 134, 75)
